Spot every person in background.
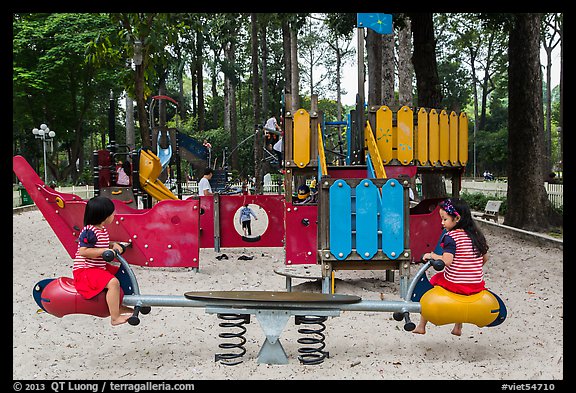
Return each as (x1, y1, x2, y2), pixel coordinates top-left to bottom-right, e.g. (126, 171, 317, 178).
(116, 160, 131, 186)
(239, 204, 258, 236)
(264, 115, 282, 150)
(198, 167, 213, 196)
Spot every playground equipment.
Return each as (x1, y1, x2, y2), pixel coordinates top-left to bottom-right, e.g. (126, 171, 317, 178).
(31, 246, 507, 365)
(15, 11, 507, 358)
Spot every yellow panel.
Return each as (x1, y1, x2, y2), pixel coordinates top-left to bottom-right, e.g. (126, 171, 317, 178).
(375, 106, 393, 164)
(364, 121, 387, 178)
(317, 124, 328, 176)
(449, 111, 459, 166)
(459, 112, 469, 166)
(293, 109, 311, 168)
(428, 109, 440, 166)
(416, 108, 428, 165)
(397, 106, 413, 165)
(439, 110, 450, 166)
(414, 108, 428, 165)
(420, 286, 501, 327)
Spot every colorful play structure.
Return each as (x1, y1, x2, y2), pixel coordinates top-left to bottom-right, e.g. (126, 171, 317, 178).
(15, 13, 507, 366)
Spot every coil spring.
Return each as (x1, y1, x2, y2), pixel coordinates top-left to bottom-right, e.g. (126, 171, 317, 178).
(295, 315, 329, 365)
(215, 313, 250, 366)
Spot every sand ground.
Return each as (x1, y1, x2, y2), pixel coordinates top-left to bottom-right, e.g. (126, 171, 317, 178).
(13, 209, 563, 381)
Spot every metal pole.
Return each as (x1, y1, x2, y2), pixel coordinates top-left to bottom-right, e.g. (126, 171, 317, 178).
(43, 138, 48, 184)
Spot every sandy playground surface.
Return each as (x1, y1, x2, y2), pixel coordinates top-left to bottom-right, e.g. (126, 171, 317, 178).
(13, 208, 564, 381)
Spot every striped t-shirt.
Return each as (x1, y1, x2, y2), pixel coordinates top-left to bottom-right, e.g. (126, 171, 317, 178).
(72, 225, 110, 271)
(441, 229, 484, 284)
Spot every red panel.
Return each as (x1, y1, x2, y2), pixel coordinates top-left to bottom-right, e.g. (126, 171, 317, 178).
(327, 165, 417, 179)
(284, 202, 318, 265)
(14, 155, 201, 268)
(198, 194, 285, 248)
(408, 198, 444, 263)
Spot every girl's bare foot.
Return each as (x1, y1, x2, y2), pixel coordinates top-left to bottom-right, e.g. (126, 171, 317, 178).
(451, 325, 462, 336)
(111, 314, 130, 326)
(412, 326, 426, 334)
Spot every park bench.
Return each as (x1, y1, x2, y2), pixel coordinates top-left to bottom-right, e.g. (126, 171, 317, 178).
(474, 200, 503, 223)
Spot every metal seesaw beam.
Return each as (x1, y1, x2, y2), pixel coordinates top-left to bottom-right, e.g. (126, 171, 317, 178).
(121, 294, 421, 313)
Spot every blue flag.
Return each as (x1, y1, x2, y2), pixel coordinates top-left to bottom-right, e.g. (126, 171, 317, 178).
(357, 13, 393, 35)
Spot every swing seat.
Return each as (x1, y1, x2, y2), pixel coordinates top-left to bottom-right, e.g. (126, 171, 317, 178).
(420, 286, 505, 327)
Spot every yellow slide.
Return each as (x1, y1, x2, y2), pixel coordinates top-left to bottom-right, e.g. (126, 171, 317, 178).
(139, 149, 178, 201)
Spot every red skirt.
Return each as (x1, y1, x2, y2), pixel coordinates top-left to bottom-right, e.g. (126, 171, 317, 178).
(73, 264, 119, 299)
(429, 272, 486, 296)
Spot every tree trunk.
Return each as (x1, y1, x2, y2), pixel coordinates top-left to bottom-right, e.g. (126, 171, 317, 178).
(282, 19, 292, 97)
(211, 48, 219, 128)
(506, 13, 561, 231)
(251, 13, 263, 194)
(261, 22, 269, 117)
(381, 32, 395, 106)
(223, 40, 238, 171)
(196, 29, 206, 131)
(397, 19, 413, 106)
(409, 12, 445, 198)
(410, 13, 443, 108)
(366, 29, 382, 106)
(135, 63, 151, 148)
(125, 93, 135, 151)
(290, 24, 300, 110)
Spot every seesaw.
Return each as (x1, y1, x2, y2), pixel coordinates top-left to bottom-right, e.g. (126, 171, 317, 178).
(33, 247, 506, 365)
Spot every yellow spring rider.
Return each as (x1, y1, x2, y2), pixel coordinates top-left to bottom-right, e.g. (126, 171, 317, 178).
(408, 239, 507, 329)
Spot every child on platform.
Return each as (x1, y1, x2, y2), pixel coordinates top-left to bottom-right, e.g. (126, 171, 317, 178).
(413, 198, 489, 336)
(72, 196, 132, 326)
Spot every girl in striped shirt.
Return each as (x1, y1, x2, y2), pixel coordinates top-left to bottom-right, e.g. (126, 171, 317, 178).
(73, 196, 132, 326)
(413, 198, 489, 336)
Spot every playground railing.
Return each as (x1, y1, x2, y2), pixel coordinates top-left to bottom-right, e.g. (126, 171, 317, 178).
(12, 181, 286, 209)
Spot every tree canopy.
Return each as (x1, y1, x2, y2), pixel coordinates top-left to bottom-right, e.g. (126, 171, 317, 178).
(12, 12, 563, 230)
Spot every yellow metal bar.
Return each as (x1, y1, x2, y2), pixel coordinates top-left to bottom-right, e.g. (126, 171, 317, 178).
(375, 106, 393, 164)
(396, 106, 413, 165)
(449, 111, 459, 166)
(416, 107, 428, 165)
(439, 110, 450, 166)
(331, 270, 335, 294)
(459, 112, 469, 166)
(317, 123, 328, 176)
(293, 109, 311, 168)
(364, 121, 387, 178)
(428, 109, 440, 166)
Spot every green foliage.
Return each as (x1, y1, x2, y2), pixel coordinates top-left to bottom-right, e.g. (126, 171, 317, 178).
(461, 191, 507, 216)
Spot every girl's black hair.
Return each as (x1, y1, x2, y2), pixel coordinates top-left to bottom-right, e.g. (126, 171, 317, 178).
(122, 160, 131, 173)
(441, 198, 489, 256)
(83, 196, 115, 226)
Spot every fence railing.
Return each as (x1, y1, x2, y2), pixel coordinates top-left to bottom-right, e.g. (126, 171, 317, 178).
(13, 181, 284, 208)
(445, 179, 563, 209)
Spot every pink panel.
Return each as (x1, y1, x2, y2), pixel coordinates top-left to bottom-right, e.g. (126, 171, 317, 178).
(198, 194, 285, 248)
(13, 156, 200, 268)
(408, 198, 444, 263)
(284, 202, 318, 265)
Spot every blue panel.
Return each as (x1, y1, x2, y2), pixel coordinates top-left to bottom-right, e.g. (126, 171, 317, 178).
(329, 180, 352, 260)
(355, 179, 378, 260)
(380, 179, 404, 259)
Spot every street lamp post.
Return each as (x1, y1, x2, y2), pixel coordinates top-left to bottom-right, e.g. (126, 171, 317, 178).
(32, 124, 56, 184)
